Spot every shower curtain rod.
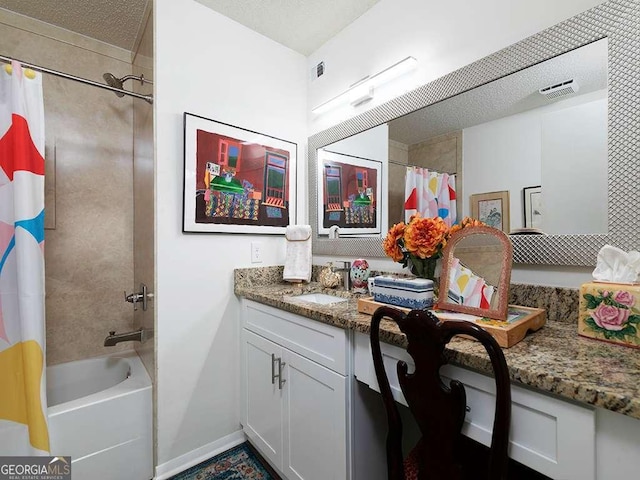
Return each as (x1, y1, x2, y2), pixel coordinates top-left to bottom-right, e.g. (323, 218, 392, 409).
(0, 54, 153, 103)
(388, 158, 455, 173)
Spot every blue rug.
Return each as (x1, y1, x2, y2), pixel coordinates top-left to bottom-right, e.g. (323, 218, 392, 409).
(169, 443, 277, 480)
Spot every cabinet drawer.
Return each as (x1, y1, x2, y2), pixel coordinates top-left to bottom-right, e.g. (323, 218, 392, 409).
(242, 300, 349, 375)
(353, 332, 596, 480)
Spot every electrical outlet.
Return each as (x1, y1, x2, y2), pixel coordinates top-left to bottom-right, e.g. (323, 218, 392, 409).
(251, 242, 263, 263)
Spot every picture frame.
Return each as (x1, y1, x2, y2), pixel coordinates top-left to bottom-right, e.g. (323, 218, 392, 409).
(183, 112, 296, 234)
(317, 149, 382, 236)
(470, 190, 510, 233)
(523, 185, 542, 229)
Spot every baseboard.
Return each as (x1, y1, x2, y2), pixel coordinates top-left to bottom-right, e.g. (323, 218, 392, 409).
(154, 430, 246, 480)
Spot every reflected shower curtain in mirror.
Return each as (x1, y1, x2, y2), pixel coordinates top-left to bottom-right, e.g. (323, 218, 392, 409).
(404, 167, 457, 227)
(0, 61, 49, 454)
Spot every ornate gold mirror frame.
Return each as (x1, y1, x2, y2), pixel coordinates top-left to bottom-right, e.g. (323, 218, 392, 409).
(309, 0, 640, 266)
(436, 226, 513, 321)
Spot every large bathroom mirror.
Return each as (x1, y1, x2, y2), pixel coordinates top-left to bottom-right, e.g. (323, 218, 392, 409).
(436, 226, 513, 321)
(309, 0, 640, 266)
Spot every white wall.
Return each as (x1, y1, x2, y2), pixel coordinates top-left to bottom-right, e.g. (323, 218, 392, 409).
(308, 0, 606, 287)
(155, 0, 307, 472)
(463, 91, 607, 233)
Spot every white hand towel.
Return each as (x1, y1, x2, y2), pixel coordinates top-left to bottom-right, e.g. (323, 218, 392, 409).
(283, 225, 312, 283)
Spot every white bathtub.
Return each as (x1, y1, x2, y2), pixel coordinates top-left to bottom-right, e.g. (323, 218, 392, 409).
(47, 351, 153, 480)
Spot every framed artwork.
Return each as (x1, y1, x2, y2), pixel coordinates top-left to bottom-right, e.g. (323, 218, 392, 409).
(317, 149, 382, 236)
(470, 190, 510, 233)
(183, 113, 296, 234)
(523, 185, 543, 229)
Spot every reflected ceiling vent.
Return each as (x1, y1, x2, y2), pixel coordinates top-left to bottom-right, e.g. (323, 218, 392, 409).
(539, 79, 579, 99)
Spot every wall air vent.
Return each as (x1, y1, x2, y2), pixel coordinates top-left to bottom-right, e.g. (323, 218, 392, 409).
(539, 79, 579, 99)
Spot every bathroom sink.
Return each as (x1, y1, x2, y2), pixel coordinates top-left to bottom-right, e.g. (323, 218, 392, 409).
(292, 293, 349, 305)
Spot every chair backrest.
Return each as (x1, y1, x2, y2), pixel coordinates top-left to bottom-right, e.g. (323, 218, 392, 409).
(370, 306, 511, 480)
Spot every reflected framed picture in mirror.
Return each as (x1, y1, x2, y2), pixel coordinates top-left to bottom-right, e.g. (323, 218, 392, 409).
(523, 185, 543, 229)
(317, 149, 382, 236)
(470, 191, 510, 233)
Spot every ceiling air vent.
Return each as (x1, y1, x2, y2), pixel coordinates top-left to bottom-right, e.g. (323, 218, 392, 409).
(539, 79, 579, 99)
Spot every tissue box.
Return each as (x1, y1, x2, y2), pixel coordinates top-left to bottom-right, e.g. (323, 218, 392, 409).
(372, 276, 434, 310)
(578, 281, 640, 349)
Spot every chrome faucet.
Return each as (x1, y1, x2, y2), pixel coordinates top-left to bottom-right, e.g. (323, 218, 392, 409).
(332, 261, 352, 291)
(103, 328, 151, 347)
(125, 283, 152, 311)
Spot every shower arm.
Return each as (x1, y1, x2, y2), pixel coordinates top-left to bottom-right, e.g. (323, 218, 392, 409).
(119, 74, 154, 86)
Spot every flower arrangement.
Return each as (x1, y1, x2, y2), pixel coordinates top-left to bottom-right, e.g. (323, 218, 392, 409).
(382, 214, 484, 280)
(582, 289, 640, 344)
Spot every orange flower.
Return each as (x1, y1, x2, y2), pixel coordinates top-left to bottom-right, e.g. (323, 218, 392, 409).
(382, 222, 406, 262)
(404, 215, 448, 259)
(448, 216, 485, 237)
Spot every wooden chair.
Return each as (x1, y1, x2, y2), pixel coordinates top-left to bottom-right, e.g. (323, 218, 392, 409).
(370, 306, 511, 480)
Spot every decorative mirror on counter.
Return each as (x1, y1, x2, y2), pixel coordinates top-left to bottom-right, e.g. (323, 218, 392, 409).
(308, 0, 639, 266)
(436, 226, 513, 321)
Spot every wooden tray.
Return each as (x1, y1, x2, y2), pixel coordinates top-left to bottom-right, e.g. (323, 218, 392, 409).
(357, 297, 546, 348)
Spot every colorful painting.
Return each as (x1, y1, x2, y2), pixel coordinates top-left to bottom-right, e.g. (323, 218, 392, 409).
(317, 149, 382, 235)
(183, 113, 296, 233)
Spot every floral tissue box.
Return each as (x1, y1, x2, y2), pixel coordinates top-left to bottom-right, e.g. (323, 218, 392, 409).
(578, 282, 640, 349)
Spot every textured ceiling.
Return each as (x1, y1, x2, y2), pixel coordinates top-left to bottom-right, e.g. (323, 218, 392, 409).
(0, 0, 378, 55)
(195, 0, 380, 55)
(388, 39, 608, 145)
(0, 0, 149, 51)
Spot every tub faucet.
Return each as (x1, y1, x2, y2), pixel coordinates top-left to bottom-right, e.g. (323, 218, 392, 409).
(104, 328, 150, 347)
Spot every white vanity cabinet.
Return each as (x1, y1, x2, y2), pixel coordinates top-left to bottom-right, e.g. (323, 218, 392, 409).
(240, 300, 351, 480)
(353, 332, 597, 480)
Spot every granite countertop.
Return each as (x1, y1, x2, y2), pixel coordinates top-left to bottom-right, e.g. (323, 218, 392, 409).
(234, 267, 640, 420)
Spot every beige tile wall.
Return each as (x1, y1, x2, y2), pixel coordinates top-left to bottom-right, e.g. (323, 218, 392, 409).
(0, 12, 135, 365)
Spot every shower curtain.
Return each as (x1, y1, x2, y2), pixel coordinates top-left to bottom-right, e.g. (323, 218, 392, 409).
(404, 166, 457, 227)
(0, 61, 49, 454)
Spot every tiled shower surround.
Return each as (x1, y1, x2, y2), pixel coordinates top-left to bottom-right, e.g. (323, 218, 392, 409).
(1, 11, 135, 365)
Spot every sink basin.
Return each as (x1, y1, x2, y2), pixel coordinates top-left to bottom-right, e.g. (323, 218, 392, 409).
(292, 293, 348, 305)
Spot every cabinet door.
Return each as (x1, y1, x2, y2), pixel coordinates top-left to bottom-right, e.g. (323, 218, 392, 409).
(242, 329, 284, 470)
(282, 349, 348, 480)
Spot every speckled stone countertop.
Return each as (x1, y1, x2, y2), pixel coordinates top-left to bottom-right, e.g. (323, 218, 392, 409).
(234, 266, 640, 419)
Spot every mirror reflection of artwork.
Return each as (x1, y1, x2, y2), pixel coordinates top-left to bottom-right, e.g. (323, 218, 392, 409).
(523, 186, 543, 229)
(317, 150, 382, 235)
(471, 191, 510, 233)
(183, 113, 296, 234)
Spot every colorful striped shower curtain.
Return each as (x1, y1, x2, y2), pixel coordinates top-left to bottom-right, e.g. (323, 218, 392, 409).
(404, 166, 457, 226)
(0, 61, 49, 454)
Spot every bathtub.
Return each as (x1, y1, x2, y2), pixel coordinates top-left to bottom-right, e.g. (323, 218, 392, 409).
(47, 351, 153, 480)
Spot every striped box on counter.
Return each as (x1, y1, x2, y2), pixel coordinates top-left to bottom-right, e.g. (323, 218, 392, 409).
(372, 276, 434, 310)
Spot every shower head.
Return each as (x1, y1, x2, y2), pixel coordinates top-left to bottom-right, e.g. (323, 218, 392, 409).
(102, 72, 126, 97)
(102, 72, 153, 99)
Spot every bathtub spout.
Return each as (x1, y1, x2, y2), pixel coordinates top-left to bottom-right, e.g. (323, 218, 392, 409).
(104, 328, 149, 346)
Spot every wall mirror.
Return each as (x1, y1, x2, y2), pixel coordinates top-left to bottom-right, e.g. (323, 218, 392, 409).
(436, 226, 513, 321)
(309, 0, 639, 266)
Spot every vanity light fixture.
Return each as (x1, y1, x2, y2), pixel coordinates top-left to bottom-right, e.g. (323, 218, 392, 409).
(312, 56, 417, 114)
